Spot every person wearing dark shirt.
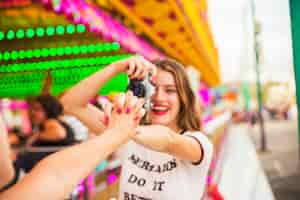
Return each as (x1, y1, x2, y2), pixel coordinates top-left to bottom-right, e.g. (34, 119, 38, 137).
(15, 95, 76, 173)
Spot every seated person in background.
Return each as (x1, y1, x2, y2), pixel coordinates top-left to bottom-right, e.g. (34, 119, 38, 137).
(27, 95, 76, 147)
(15, 95, 77, 173)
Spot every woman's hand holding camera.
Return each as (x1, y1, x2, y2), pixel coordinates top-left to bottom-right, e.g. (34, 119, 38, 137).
(109, 55, 157, 80)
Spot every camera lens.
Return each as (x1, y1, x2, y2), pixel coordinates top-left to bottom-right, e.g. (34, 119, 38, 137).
(128, 79, 146, 98)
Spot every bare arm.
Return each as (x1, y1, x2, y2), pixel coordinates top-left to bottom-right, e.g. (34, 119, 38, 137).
(0, 117, 15, 189)
(134, 125, 203, 163)
(0, 92, 145, 200)
(0, 129, 128, 200)
(60, 63, 120, 133)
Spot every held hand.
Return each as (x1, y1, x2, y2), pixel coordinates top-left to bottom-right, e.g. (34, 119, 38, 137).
(109, 55, 157, 80)
(98, 99, 113, 127)
(107, 91, 146, 138)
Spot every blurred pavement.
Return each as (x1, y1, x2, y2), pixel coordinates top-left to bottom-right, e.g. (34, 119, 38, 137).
(247, 120, 300, 200)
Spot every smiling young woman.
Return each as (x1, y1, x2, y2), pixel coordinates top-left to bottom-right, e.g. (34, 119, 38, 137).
(60, 56, 213, 200)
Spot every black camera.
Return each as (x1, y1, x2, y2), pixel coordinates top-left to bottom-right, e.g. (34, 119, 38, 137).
(127, 79, 146, 98)
(127, 74, 154, 109)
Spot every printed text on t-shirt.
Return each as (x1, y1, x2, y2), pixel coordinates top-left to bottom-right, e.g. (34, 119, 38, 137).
(128, 154, 177, 173)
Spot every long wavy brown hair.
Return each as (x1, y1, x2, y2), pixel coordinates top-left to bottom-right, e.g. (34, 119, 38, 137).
(151, 58, 201, 131)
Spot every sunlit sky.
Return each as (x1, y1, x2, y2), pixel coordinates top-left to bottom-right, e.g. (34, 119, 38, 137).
(207, 0, 293, 83)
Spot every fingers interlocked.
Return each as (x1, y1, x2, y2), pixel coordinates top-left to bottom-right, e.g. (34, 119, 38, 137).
(113, 91, 146, 119)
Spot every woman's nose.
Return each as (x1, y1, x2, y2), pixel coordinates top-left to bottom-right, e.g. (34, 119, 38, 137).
(152, 89, 165, 101)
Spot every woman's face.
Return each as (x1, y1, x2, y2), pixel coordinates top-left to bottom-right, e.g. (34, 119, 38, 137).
(30, 102, 46, 125)
(148, 69, 180, 129)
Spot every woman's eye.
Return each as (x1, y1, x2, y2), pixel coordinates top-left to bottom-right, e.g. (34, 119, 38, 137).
(166, 89, 177, 93)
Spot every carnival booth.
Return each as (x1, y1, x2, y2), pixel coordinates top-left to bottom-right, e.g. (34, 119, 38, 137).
(0, 1, 273, 200)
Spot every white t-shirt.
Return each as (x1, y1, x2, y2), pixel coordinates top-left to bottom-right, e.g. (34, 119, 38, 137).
(118, 131, 213, 200)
